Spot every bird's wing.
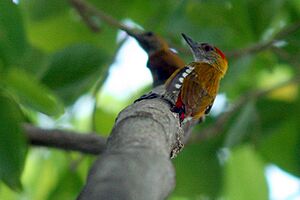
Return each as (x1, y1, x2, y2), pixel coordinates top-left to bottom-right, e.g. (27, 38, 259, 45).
(204, 98, 215, 114)
(181, 70, 213, 118)
(164, 65, 195, 102)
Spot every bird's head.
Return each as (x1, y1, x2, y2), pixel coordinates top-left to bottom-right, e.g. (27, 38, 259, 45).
(130, 31, 169, 55)
(182, 33, 228, 76)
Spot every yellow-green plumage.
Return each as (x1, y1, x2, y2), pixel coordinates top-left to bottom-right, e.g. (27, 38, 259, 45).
(164, 33, 228, 121)
(180, 62, 223, 119)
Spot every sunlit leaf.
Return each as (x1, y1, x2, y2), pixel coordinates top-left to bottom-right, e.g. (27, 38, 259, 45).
(0, 91, 27, 190)
(20, 0, 68, 21)
(223, 145, 268, 200)
(23, 12, 99, 52)
(47, 169, 83, 200)
(20, 1, 117, 54)
(22, 150, 70, 200)
(94, 108, 115, 136)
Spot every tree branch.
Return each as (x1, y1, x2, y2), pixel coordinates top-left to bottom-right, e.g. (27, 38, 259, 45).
(191, 76, 300, 142)
(23, 62, 299, 154)
(70, 0, 101, 32)
(70, 0, 137, 35)
(77, 97, 182, 200)
(70, 0, 300, 60)
(226, 20, 300, 58)
(23, 124, 106, 155)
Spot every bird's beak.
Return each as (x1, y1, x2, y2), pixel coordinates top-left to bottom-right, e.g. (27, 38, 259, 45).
(126, 29, 140, 39)
(127, 31, 146, 45)
(182, 33, 204, 61)
(181, 33, 198, 49)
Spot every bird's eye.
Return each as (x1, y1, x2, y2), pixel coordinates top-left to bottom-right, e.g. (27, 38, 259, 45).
(145, 32, 154, 37)
(203, 44, 214, 52)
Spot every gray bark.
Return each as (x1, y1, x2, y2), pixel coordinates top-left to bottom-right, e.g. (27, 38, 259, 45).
(23, 124, 106, 154)
(77, 97, 183, 200)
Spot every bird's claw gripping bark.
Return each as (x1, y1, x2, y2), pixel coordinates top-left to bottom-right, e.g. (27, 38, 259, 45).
(134, 92, 161, 103)
(170, 105, 185, 123)
(135, 92, 186, 125)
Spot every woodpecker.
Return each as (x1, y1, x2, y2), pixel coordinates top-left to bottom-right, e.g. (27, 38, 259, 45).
(128, 31, 185, 86)
(164, 33, 228, 122)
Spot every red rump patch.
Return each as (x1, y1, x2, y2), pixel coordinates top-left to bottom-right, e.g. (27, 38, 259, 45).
(175, 95, 185, 122)
(215, 47, 226, 60)
(175, 95, 183, 108)
(179, 112, 185, 122)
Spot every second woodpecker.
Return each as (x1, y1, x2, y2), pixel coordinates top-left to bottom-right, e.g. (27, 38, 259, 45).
(128, 31, 185, 86)
(164, 33, 228, 122)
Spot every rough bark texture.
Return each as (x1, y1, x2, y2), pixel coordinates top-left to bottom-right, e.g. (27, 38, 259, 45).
(77, 98, 182, 200)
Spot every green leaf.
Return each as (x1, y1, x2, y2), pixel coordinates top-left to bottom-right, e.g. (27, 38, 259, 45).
(5, 68, 64, 116)
(16, 46, 48, 75)
(21, 150, 70, 200)
(20, 0, 68, 21)
(172, 138, 222, 198)
(223, 145, 268, 200)
(0, 91, 27, 190)
(224, 100, 257, 147)
(258, 119, 300, 177)
(47, 169, 83, 200)
(0, 0, 27, 67)
(221, 56, 254, 98)
(256, 97, 300, 177)
(94, 108, 115, 136)
(41, 44, 107, 105)
(247, 0, 284, 40)
(256, 99, 293, 132)
(188, 1, 255, 46)
(20, 3, 117, 53)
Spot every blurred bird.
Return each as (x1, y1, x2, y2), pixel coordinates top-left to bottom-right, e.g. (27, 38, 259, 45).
(164, 33, 228, 122)
(127, 31, 185, 86)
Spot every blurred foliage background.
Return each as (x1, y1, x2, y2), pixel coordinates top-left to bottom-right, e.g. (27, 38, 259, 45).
(0, 0, 300, 199)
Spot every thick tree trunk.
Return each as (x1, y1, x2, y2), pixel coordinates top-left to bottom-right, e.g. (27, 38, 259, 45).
(77, 97, 182, 200)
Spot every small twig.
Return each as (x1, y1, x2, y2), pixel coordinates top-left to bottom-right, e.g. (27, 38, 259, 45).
(196, 22, 300, 141)
(71, 0, 300, 61)
(23, 124, 106, 155)
(70, 0, 137, 35)
(274, 20, 300, 39)
(69, 0, 300, 146)
(226, 41, 273, 58)
(169, 21, 300, 59)
(226, 20, 300, 58)
(70, 0, 101, 32)
(190, 76, 300, 142)
(272, 47, 300, 74)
